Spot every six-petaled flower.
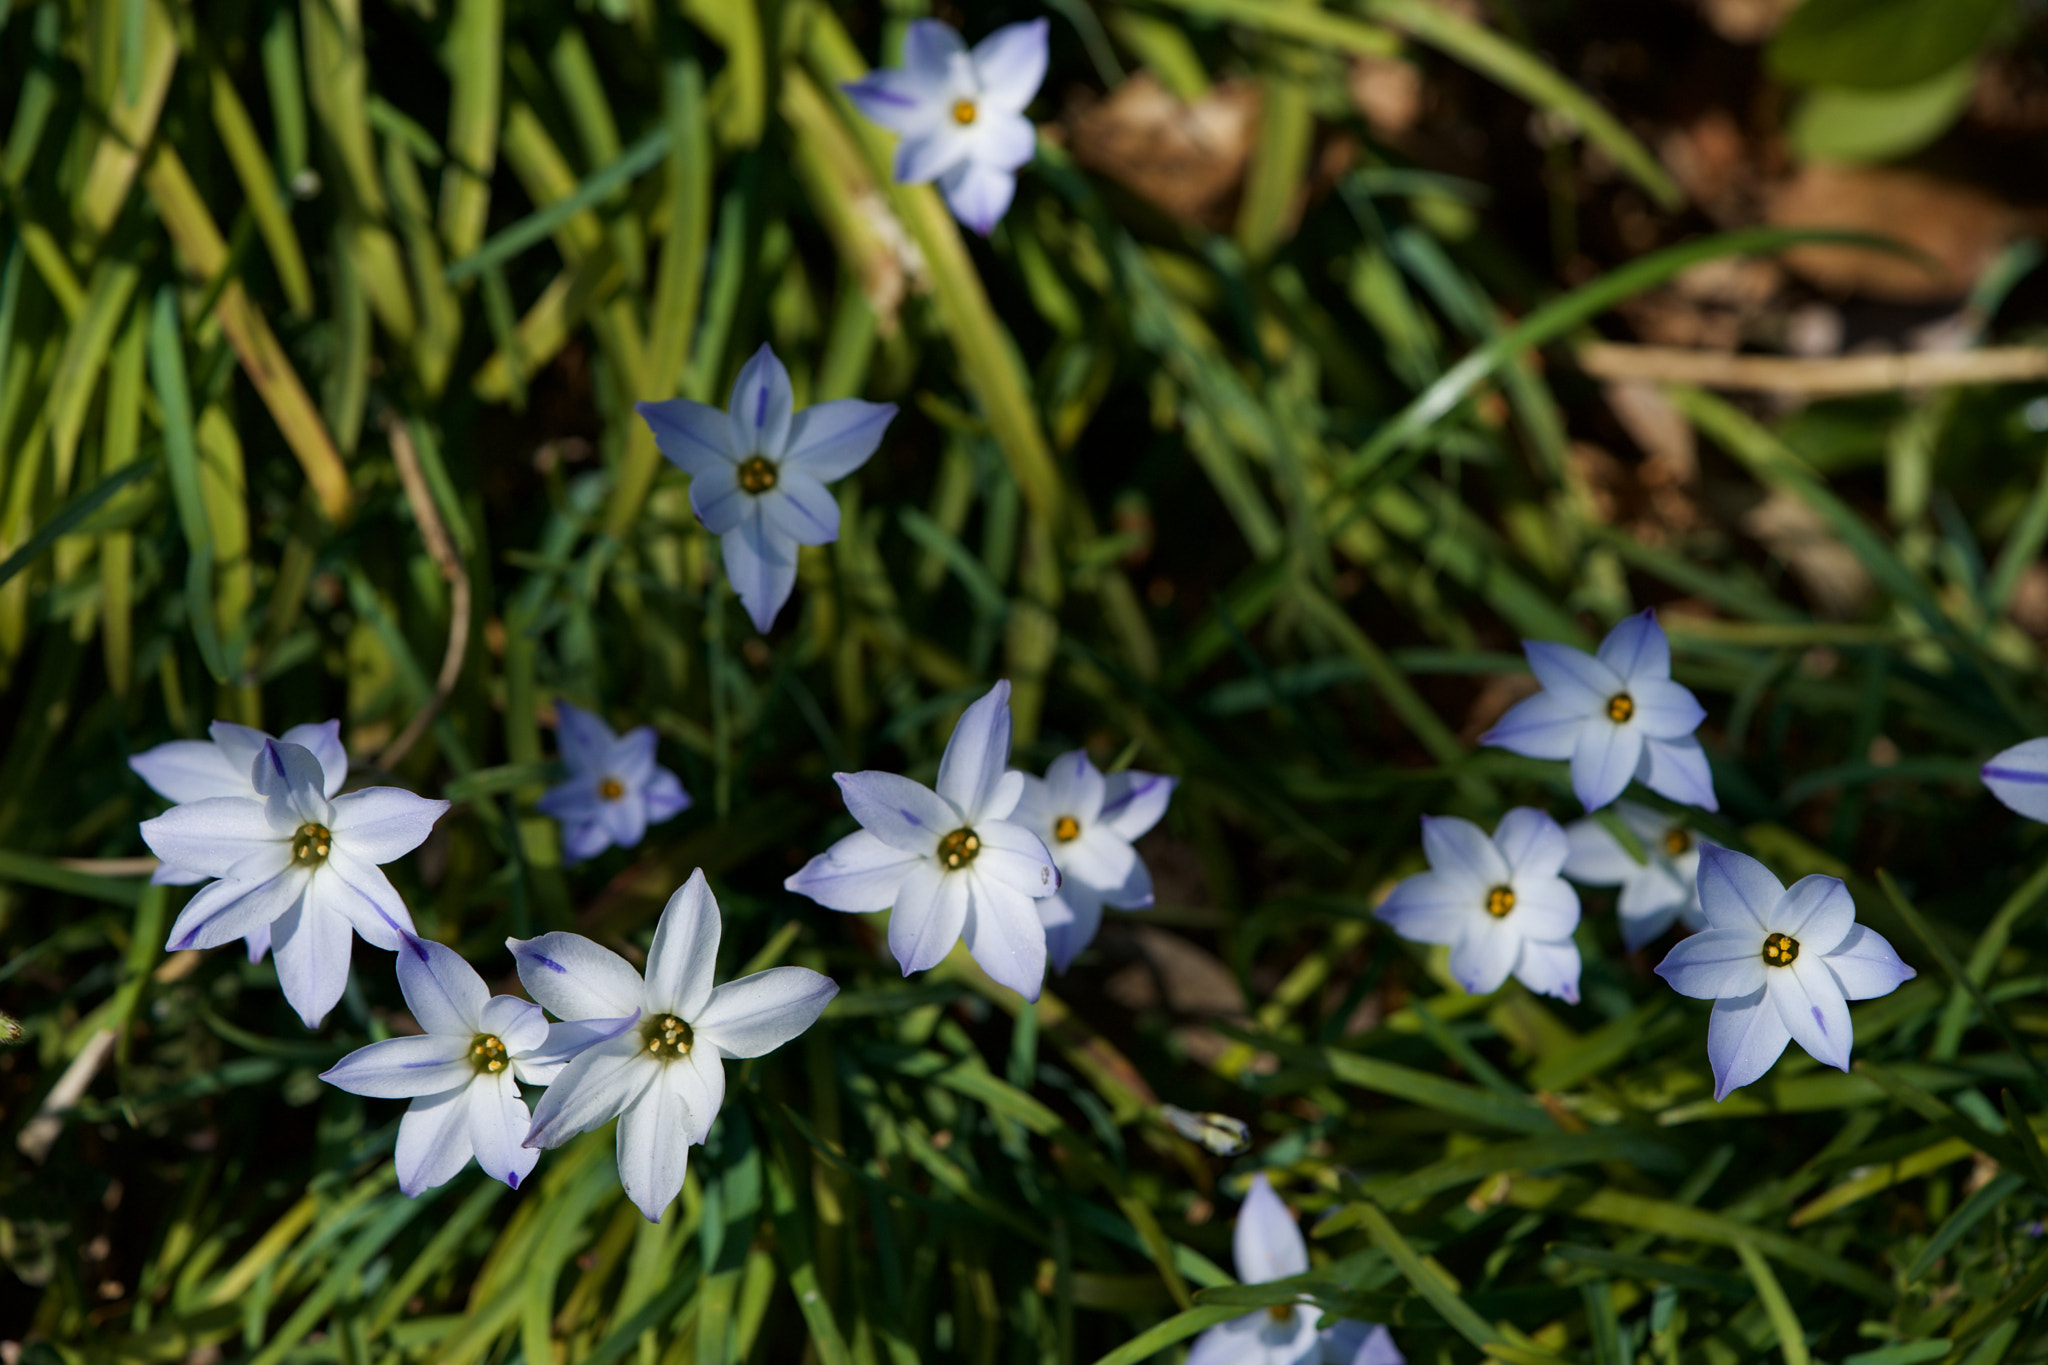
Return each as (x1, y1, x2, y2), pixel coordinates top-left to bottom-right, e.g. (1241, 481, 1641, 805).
(1011, 750, 1175, 973)
(1563, 801, 1705, 953)
(538, 700, 691, 865)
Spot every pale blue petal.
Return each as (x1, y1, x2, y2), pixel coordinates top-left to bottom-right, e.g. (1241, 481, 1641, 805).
(1184, 1316, 1269, 1365)
(1235, 1174, 1309, 1283)
(1571, 720, 1644, 812)
(843, 70, 944, 136)
(517, 1014, 638, 1085)
(782, 399, 898, 480)
(936, 681, 1014, 820)
(1822, 925, 1916, 1000)
(1420, 814, 1507, 888)
(902, 19, 968, 80)
(1375, 871, 1474, 948)
(960, 871, 1046, 1000)
(480, 995, 550, 1055)
(468, 1070, 540, 1191)
(968, 110, 1038, 173)
(508, 932, 646, 1021)
(1523, 639, 1621, 710)
(1479, 691, 1584, 761)
(610, 726, 659, 786)
(834, 770, 955, 854)
(1769, 874, 1855, 955)
(1654, 927, 1768, 1000)
(163, 868, 307, 952)
(689, 458, 747, 536)
(1514, 937, 1582, 1005)
(973, 819, 1060, 900)
(1105, 853, 1154, 910)
(759, 469, 841, 546)
(396, 933, 488, 1036)
(1493, 807, 1568, 879)
(785, 829, 923, 912)
(1100, 769, 1174, 841)
(1982, 738, 2048, 820)
(279, 720, 349, 798)
(596, 786, 649, 851)
(141, 797, 292, 883)
(320, 1034, 473, 1099)
(553, 700, 617, 776)
(1695, 844, 1782, 933)
(1639, 736, 1718, 811)
(317, 852, 416, 949)
(645, 869, 721, 1019)
(1043, 884, 1105, 973)
(969, 19, 1049, 111)
(1448, 922, 1519, 996)
(271, 895, 357, 1028)
(1596, 609, 1670, 684)
(636, 398, 735, 478)
(1772, 956, 1852, 1072)
(1706, 987, 1791, 1100)
(644, 767, 692, 823)
(1561, 818, 1638, 886)
(129, 739, 245, 803)
(721, 514, 799, 635)
(254, 740, 334, 828)
(1626, 677, 1705, 739)
(1505, 875, 1579, 940)
(897, 126, 971, 186)
(524, 1037, 657, 1149)
(938, 157, 1016, 234)
(617, 1068, 692, 1222)
(395, 1086, 475, 1196)
(694, 966, 838, 1057)
(725, 344, 795, 460)
(889, 861, 968, 974)
(1324, 1321, 1404, 1365)
(330, 787, 449, 864)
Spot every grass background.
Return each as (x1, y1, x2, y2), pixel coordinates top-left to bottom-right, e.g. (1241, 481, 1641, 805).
(7, 0, 2048, 1361)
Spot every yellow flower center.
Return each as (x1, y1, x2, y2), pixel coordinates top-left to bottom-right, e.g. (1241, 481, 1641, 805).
(1763, 932, 1799, 966)
(1607, 693, 1635, 723)
(1053, 815, 1081, 843)
(292, 823, 333, 865)
(643, 1014, 694, 1058)
(1485, 885, 1516, 918)
(1267, 1305, 1295, 1323)
(738, 455, 778, 493)
(471, 1034, 508, 1074)
(952, 99, 978, 125)
(938, 828, 981, 870)
(1663, 828, 1691, 857)
(598, 777, 626, 801)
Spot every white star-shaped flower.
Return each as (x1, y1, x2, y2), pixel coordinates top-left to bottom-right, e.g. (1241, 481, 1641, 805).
(843, 19, 1048, 234)
(784, 681, 1061, 1000)
(1655, 845, 1915, 1100)
(141, 740, 450, 1027)
(536, 700, 691, 865)
(1186, 1173, 1404, 1365)
(636, 345, 896, 634)
(1563, 801, 1705, 952)
(1481, 609, 1717, 813)
(1375, 809, 1584, 1004)
(512, 869, 838, 1222)
(130, 718, 349, 962)
(320, 935, 574, 1195)
(1010, 751, 1175, 973)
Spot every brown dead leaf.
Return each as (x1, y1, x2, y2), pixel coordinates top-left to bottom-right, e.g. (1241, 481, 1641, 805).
(1695, 0, 1804, 43)
(1659, 110, 1759, 228)
(1068, 74, 1259, 228)
(1741, 488, 1874, 616)
(1348, 55, 1423, 138)
(1767, 164, 2019, 302)
(2010, 561, 2048, 638)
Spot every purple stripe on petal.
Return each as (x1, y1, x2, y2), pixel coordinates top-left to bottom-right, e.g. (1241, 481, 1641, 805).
(508, 1171, 520, 1190)
(404, 935, 431, 963)
(402, 1058, 453, 1068)
(1813, 1005, 1826, 1035)
(1099, 775, 1159, 819)
(1984, 765, 2048, 784)
(530, 952, 567, 973)
(847, 80, 916, 107)
(900, 808, 924, 826)
(266, 741, 288, 780)
(755, 385, 769, 430)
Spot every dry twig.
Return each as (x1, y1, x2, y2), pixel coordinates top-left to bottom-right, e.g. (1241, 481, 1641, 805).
(1576, 341, 2048, 395)
(374, 412, 474, 771)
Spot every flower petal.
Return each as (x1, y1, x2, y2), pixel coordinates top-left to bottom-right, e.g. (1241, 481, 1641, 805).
(280, 720, 349, 798)
(1100, 770, 1174, 841)
(670, 1046, 727, 1143)
(725, 345, 795, 460)
(759, 469, 841, 546)
(481, 995, 550, 1055)
(509, 932, 646, 1021)
(1042, 750, 1108, 825)
(320, 1034, 473, 1098)
(1695, 844, 1783, 933)
(961, 872, 1047, 1000)
(254, 740, 335, 829)
(1043, 886, 1105, 974)
(1504, 874, 1580, 941)
(141, 797, 291, 882)
(1570, 721, 1645, 813)
(1523, 639, 1621, 710)
(903, 18, 967, 77)
(395, 1086, 476, 1196)
(694, 966, 838, 1057)
(616, 1068, 692, 1222)
(328, 787, 451, 865)
(782, 398, 897, 480)
(1183, 1316, 1267, 1365)
(1596, 609, 1670, 684)
(1234, 1173, 1309, 1283)
(834, 771, 955, 854)
(271, 896, 357, 1028)
(1626, 677, 1706, 740)
(636, 398, 735, 478)
(1479, 691, 1586, 761)
(1982, 738, 2048, 820)
(1617, 867, 1695, 953)
(468, 1069, 540, 1191)
(785, 829, 923, 912)
(966, 109, 1037, 173)
(643, 768, 693, 824)
(1105, 853, 1154, 910)
(549, 706, 614, 786)
(608, 726, 659, 787)
(1822, 924, 1916, 1000)
(318, 852, 417, 950)
(1562, 817, 1642, 886)
(1448, 922, 1520, 996)
(842, 69, 944, 136)
(596, 787, 649, 853)
(1772, 955, 1853, 1072)
(524, 1037, 657, 1149)
(1057, 826, 1136, 894)
(1325, 1321, 1406, 1365)
(1514, 938, 1583, 1004)
(1375, 871, 1475, 947)
(1769, 874, 1855, 955)
(936, 681, 1014, 820)
(1654, 927, 1769, 1000)
(129, 739, 246, 803)
(518, 1015, 639, 1085)
(689, 458, 748, 535)
(722, 513, 799, 635)
(937, 157, 1017, 234)
(970, 19, 1049, 111)
(164, 869, 307, 952)
(1493, 807, 1569, 879)
(396, 934, 488, 1036)
(1639, 736, 1719, 811)
(889, 862, 969, 975)
(1706, 987, 1792, 1101)
(973, 819, 1060, 900)
(645, 869, 722, 1019)
(1420, 815, 1508, 887)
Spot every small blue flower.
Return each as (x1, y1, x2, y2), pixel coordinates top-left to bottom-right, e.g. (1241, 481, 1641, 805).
(636, 345, 896, 634)
(1375, 809, 1584, 1004)
(1185, 1174, 1403, 1365)
(538, 701, 691, 865)
(843, 18, 1048, 234)
(1011, 751, 1175, 973)
(1481, 609, 1717, 814)
(1655, 844, 1914, 1101)
(1563, 802, 1704, 953)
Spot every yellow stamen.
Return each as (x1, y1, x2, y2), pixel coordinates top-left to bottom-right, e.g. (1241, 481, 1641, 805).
(938, 828, 981, 870)
(1053, 816, 1080, 842)
(738, 455, 778, 493)
(952, 99, 978, 125)
(1607, 693, 1635, 723)
(292, 823, 333, 865)
(1763, 932, 1800, 966)
(598, 777, 626, 801)
(1663, 828, 1691, 857)
(1485, 885, 1516, 918)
